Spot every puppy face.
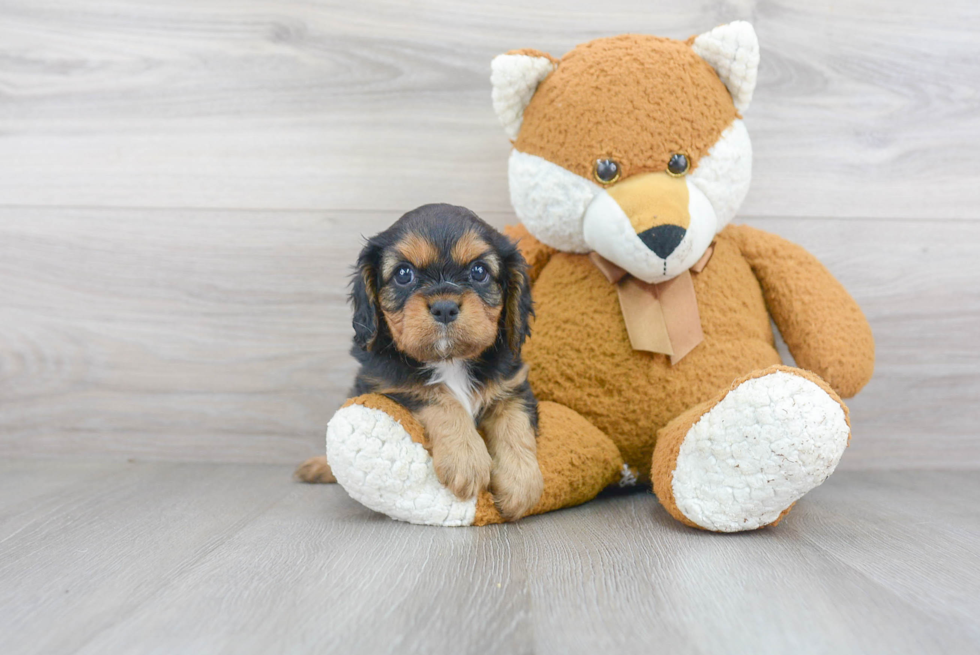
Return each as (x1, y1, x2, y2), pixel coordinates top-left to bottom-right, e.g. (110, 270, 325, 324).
(350, 204, 532, 362)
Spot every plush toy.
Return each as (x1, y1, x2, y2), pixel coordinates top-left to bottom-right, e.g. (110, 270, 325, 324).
(323, 21, 875, 531)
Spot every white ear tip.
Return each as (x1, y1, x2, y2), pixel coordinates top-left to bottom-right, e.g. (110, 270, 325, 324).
(692, 21, 760, 113)
(491, 54, 557, 139)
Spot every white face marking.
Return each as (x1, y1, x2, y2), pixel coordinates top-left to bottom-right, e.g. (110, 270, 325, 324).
(581, 179, 718, 283)
(507, 120, 752, 281)
(427, 360, 480, 417)
(688, 120, 753, 228)
(508, 149, 598, 253)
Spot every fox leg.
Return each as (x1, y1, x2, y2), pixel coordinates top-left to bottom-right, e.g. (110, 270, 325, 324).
(652, 365, 850, 532)
(325, 394, 622, 526)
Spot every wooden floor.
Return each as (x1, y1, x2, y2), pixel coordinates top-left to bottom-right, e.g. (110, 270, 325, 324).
(1, 459, 978, 654)
(2, 1, 979, 653)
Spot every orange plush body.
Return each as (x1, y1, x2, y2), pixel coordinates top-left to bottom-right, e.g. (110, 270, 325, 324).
(506, 222, 873, 529)
(321, 22, 874, 531)
(516, 224, 874, 484)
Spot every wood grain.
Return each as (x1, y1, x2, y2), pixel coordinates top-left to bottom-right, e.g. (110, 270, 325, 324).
(1, 460, 977, 654)
(0, 0, 978, 218)
(0, 461, 295, 655)
(2, 208, 978, 467)
(0, 3, 976, 652)
(521, 484, 980, 654)
(1, 1, 978, 467)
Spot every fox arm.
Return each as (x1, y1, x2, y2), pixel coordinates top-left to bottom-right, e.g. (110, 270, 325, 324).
(727, 224, 875, 398)
(503, 224, 557, 283)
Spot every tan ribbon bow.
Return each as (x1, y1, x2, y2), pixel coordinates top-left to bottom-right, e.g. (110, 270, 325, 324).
(589, 243, 714, 365)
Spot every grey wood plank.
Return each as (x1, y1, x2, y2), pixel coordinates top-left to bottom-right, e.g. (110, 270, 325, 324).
(2, 208, 978, 468)
(0, 463, 968, 654)
(750, 217, 980, 470)
(0, 459, 119, 514)
(519, 488, 980, 654)
(0, 0, 977, 219)
(74, 472, 532, 655)
(791, 471, 980, 632)
(0, 208, 360, 465)
(0, 460, 295, 655)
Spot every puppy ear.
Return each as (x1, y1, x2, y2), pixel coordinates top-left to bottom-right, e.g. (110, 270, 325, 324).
(350, 242, 383, 352)
(502, 248, 534, 355)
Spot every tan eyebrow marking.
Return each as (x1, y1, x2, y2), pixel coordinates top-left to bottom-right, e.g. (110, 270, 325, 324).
(381, 252, 400, 281)
(451, 231, 491, 266)
(394, 233, 440, 270)
(480, 252, 502, 276)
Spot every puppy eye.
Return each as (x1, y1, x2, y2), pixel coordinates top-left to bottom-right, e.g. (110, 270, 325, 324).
(393, 264, 415, 286)
(667, 153, 690, 177)
(593, 158, 621, 185)
(469, 262, 489, 283)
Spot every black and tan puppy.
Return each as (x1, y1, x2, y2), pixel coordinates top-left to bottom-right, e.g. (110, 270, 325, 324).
(296, 203, 543, 520)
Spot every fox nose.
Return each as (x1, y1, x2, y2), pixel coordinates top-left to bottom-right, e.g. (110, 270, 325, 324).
(637, 224, 686, 258)
(429, 300, 460, 325)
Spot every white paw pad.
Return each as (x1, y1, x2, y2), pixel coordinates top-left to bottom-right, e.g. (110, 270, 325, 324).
(326, 404, 476, 526)
(672, 372, 850, 532)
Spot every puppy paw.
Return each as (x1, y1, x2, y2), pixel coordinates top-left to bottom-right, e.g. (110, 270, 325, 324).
(433, 441, 492, 501)
(294, 456, 336, 484)
(491, 457, 544, 521)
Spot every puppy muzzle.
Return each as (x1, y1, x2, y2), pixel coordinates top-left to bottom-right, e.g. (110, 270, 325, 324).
(429, 299, 460, 325)
(582, 171, 717, 284)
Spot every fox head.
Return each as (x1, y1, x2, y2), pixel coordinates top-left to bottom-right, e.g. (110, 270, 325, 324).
(491, 22, 760, 283)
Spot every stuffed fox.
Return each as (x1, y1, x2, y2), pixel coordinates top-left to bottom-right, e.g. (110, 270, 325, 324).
(317, 22, 875, 531)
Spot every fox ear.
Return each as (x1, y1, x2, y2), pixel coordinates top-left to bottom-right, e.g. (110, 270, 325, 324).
(691, 21, 760, 113)
(491, 50, 557, 139)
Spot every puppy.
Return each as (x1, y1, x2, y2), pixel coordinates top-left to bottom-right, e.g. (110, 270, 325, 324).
(296, 203, 543, 520)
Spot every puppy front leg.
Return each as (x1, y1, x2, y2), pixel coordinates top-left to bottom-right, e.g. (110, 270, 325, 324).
(417, 400, 492, 501)
(481, 396, 544, 520)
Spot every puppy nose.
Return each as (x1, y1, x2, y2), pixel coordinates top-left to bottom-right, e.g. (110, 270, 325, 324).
(429, 300, 460, 324)
(637, 224, 686, 259)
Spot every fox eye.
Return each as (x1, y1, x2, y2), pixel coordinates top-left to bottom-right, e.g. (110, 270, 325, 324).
(667, 153, 690, 177)
(393, 264, 415, 286)
(469, 262, 489, 283)
(593, 158, 621, 184)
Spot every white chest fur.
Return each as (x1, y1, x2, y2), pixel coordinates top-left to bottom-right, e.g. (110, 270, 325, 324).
(426, 360, 480, 417)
